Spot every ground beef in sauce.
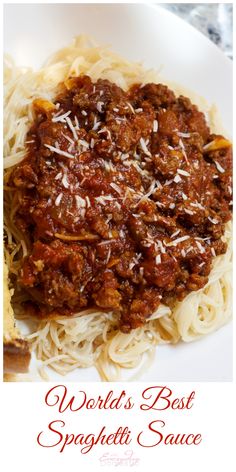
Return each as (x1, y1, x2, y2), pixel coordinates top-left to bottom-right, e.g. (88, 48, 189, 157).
(8, 75, 232, 332)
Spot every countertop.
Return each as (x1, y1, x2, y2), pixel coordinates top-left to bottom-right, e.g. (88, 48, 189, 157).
(159, 3, 232, 59)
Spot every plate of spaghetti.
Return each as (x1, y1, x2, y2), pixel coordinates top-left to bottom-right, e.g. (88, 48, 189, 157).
(3, 4, 232, 381)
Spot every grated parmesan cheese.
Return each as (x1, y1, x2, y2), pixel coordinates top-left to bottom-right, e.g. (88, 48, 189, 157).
(155, 254, 161, 264)
(106, 247, 111, 264)
(214, 161, 225, 173)
(78, 139, 90, 151)
(167, 235, 190, 246)
(97, 101, 104, 113)
(208, 216, 218, 224)
(44, 144, 74, 159)
(75, 195, 86, 209)
(174, 174, 182, 184)
(110, 182, 122, 195)
(153, 120, 158, 132)
(62, 172, 69, 189)
(179, 138, 189, 164)
(139, 138, 151, 157)
(74, 116, 80, 130)
(62, 132, 74, 146)
(93, 117, 101, 131)
(85, 196, 91, 208)
(211, 247, 216, 257)
(126, 102, 135, 113)
(177, 168, 190, 177)
(196, 240, 205, 254)
(55, 172, 62, 180)
(65, 116, 78, 141)
(176, 131, 191, 138)
(52, 110, 71, 123)
(55, 193, 63, 206)
(171, 229, 181, 238)
(184, 209, 194, 215)
(98, 239, 116, 246)
(95, 195, 114, 205)
(190, 201, 204, 210)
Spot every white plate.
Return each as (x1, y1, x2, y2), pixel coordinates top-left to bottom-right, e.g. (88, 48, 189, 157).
(4, 3, 232, 382)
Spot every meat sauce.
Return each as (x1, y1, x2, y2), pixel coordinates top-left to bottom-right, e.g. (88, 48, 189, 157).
(10, 76, 232, 332)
